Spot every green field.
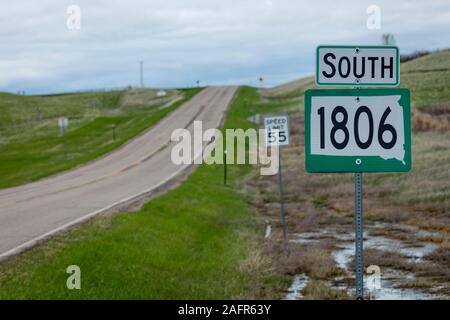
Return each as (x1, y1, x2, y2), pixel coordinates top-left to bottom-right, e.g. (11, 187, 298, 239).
(0, 88, 199, 188)
(0, 87, 292, 299)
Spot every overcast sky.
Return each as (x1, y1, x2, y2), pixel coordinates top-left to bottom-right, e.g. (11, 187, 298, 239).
(1, 0, 449, 94)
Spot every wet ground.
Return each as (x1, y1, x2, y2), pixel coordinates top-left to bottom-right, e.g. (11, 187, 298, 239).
(285, 274, 309, 300)
(285, 222, 448, 300)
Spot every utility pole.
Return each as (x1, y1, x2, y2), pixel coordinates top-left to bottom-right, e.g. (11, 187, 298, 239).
(140, 61, 144, 88)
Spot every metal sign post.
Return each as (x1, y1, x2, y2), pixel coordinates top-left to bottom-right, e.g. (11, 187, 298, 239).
(264, 116, 290, 242)
(63, 127, 68, 160)
(309, 45, 411, 300)
(354, 87, 363, 300)
(355, 172, 364, 299)
(277, 148, 288, 242)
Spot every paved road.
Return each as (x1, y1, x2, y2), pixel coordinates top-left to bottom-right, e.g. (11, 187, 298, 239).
(0, 86, 237, 260)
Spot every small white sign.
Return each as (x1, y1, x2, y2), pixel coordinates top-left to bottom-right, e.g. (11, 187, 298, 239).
(58, 117, 68, 129)
(316, 46, 399, 86)
(157, 90, 167, 97)
(264, 116, 290, 146)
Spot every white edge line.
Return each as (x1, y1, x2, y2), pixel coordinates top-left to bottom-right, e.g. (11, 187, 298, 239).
(0, 87, 235, 262)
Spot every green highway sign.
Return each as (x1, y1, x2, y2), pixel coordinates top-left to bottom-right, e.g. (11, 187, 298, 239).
(305, 88, 411, 173)
(316, 45, 400, 86)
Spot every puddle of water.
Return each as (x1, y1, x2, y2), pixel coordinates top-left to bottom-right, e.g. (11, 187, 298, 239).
(290, 224, 445, 300)
(372, 222, 441, 239)
(332, 243, 354, 270)
(327, 267, 444, 300)
(367, 285, 439, 300)
(368, 223, 438, 263)
(290, 229, 337, 244)
(334, 279, 442, 300)
(285, 274, 309, 300)
(290, 236, 319, 245)
(294, 227, 438, 270)
(333, 233, 438, 266)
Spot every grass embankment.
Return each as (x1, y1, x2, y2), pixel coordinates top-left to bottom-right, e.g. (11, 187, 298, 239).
(0, 88, 198, 189)
(0, 87, 291, 299)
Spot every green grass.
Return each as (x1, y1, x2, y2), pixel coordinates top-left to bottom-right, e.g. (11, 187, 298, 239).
(401, 50, 450, 72)
(401, 50, 450, 108)
(0, 88, 200, 188)
(371, 131, 450, 213)
(0, 87, 288, 299)
(0, 166, 254, 299)
(263, 50, 450, 108)
(402, 70, 450, 108)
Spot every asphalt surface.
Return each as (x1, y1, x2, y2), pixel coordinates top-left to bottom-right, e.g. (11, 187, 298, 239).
(0, 86, 237, 260)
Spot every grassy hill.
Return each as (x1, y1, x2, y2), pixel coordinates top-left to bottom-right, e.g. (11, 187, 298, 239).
(0, 88, 199, 188)
(262, 50, 450, 109)
(401, 50, 450, 107)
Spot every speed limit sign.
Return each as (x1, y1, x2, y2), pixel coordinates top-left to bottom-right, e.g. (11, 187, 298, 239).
(264, 116, 290, 146)
(305, 88, 411, 173)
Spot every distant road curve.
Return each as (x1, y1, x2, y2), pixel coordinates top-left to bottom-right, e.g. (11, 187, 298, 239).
(0, 86, 238, 261)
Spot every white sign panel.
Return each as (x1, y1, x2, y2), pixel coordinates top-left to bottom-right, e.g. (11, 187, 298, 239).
(264, 116, 290, 146)
(58, 117, 68, 129)
(157, 90, 167, 97)
(310, 96, 405, 163)
(316, 46, 399, 86)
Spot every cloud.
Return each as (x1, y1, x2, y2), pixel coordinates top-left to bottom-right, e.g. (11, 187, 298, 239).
(0, 0, 449, 93)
